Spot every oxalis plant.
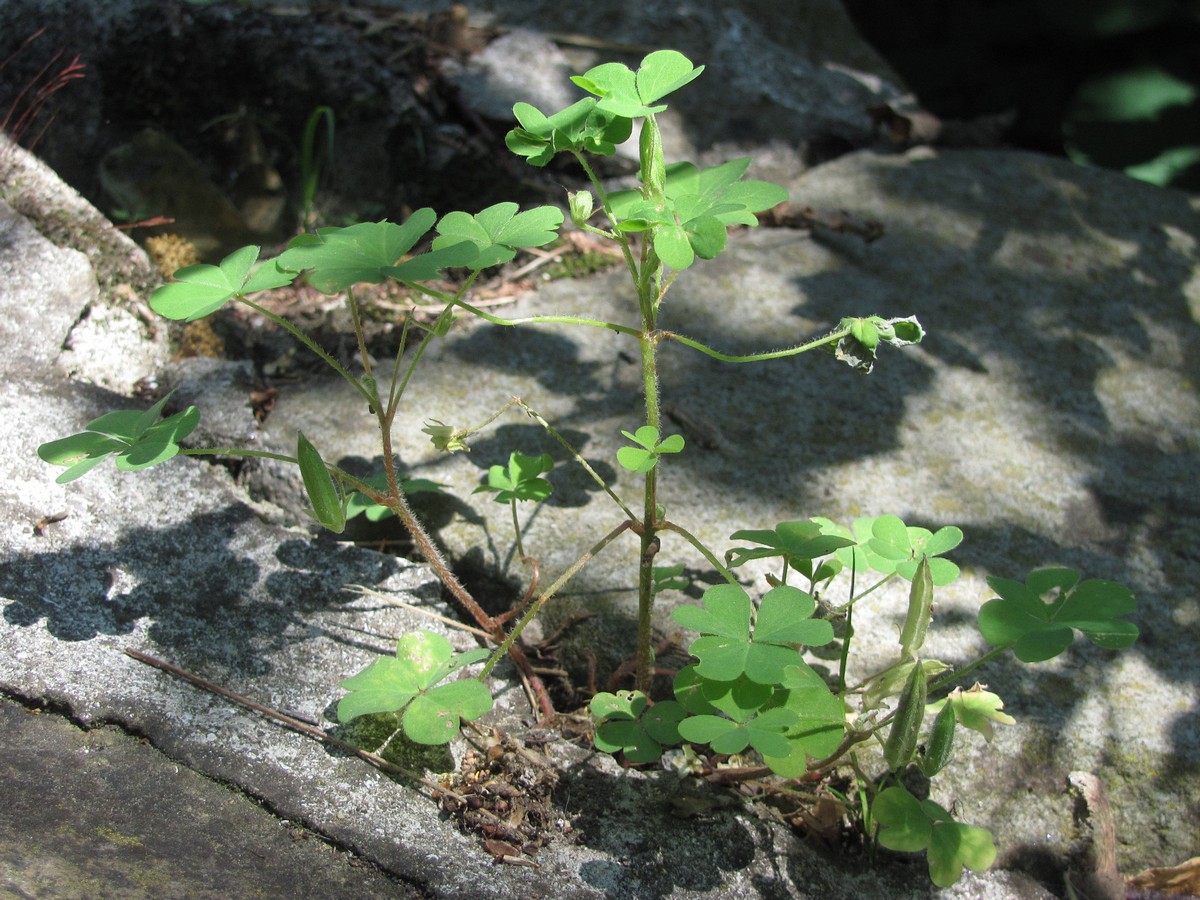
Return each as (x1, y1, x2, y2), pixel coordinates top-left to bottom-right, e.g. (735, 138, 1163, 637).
(38, 51, 1140, 886)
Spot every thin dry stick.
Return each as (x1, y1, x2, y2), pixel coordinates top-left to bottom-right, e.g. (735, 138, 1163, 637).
(122, 647, 479, 806)
(343, 584, 494, 640)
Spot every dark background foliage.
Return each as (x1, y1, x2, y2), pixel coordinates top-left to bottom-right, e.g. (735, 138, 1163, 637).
(844, 0, 1200, 190)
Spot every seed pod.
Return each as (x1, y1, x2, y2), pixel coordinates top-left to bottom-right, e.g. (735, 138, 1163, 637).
(899, 556, 933, 659)
(297, 431, 345, 533)
(884, 659, 928, 771)
(921, 700, 957, 777)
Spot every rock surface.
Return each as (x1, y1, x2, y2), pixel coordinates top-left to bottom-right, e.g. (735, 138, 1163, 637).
(2, 1, 1199, 898)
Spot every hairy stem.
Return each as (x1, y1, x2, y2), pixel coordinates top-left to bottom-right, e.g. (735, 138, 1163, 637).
(661, 325, 851, 363)
(634, 329, 662, 694)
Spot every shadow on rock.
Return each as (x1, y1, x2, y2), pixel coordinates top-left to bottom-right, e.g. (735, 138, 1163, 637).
(1, 503, 406, 675)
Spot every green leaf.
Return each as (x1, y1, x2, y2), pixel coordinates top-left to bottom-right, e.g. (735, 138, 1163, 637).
(296, 431, 345, 533)
(505, 98, 633, 166)
(150, 245, 294, 321)
(616, 425, 685, 473)
(573, 51, 703, 118)
(874, 786, 998, 888)
(344, 473, 446, 522)
(590, 691, 683, 763)
(677, 713, 739, 747)
(385, 241, 479, 282)
(336, 656, 421, 723)
(473, 451, 554, 504)
(874, 785, 932, 852)
(337, 631, 492, 744)
(38, 433, 122, 483)
(727, 519, 857, 571)
(403, 679, 493, 745)
(673, 583, 750, 640)
(978, 568, 1138, 661)
(759, 662, 845, 775)
(673, 583, 833, 685)
(652, 224, 694, 270)
(38, 394, 200, 483)
(652, 564, 689, 593)
(686, 217, 728, 260)
(927, 818, 997, 888)
(678, 707, 798, 758)
(672, 665, 720, 715)
(754, 585, 835, 648)
(635, 50, 704, 105)
(276, 213, 442, 292)
(607, 156, 787, 270)
(859, 515, 961, 585)
(434, 203, 564, 269)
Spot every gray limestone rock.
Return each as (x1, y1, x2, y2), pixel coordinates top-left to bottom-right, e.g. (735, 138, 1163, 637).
(1, 2, 1198, 897)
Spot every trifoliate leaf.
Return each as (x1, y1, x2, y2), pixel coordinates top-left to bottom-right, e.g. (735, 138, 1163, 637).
(337, 631, 491, 745)
(38, 394, 200, 483)
(590, 691, 683, 763)
(978, 569, 1138, 661)
(434, 203, 564, 269)
(473, 451, 554, 503)
(151, 245, 294, 320)
(874, 785, 998, 888)
(276, 214, 440, 292)
(673, 583, 833, 685)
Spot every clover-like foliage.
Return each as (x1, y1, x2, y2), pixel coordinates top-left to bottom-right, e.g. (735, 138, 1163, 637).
(607, 157, 789, 270)
(671, 661, 843, 776)
(150, 245, 295, 321)
(831, 515, 962, 585)
(874, 785, 997, 888)
(505, 97, 632, 166)
(616, 425, 684, 473)
(672, 583, 834, 684)
(590, 691, 685, 763)
(726, 519, 857, 577)
(433, 202, 563, 270)
(276, 213, 477, 291)
(37, 393, 199, 483)
(473, 451, 554, 504)
(977, 567, 1138, 662)
(345, 472, 445, 522)
(570, 49, 704, 118)
(338, 631, 492, 745)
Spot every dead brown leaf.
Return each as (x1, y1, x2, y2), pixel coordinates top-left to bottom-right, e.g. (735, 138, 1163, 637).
(1128, 857, 1200, 896)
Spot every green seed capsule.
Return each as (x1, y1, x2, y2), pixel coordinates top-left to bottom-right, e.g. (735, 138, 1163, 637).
(921, 700, 957, 777)
(297, 431, 345, 534)
(884, 660, 927, 771)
